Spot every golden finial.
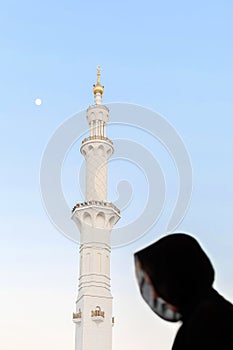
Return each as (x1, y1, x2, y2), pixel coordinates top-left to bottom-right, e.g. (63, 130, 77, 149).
(93, 66, 104, 97)
(96, 65, 101, 84)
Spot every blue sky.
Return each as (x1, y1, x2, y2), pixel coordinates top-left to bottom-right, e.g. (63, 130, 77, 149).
(1, 1, 233, 349)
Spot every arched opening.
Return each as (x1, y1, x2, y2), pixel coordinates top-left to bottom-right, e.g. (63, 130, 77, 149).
(97, 144, 104, 156)
(109, 215, 116, 227)
(96, 212, 105, 228)
(83, 212, 92, 226)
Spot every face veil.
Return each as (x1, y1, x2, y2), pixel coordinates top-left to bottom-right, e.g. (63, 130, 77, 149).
(134, 256, 182, 322)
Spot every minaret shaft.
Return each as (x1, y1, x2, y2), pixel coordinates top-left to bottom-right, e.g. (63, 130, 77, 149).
(80, 104, 113, 202)
(72, 68, 120, 350)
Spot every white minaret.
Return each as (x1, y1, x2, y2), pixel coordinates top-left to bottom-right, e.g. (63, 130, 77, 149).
(71, 67, 120, 350)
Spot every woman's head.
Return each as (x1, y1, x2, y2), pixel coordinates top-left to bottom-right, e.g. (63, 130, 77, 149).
(134, 233, 215, 309)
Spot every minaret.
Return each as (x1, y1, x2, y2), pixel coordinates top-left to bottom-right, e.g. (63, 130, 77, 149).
(71, 67, 120, 350)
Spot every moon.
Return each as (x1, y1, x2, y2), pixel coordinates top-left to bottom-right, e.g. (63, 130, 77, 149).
(35, 98, 42, 106)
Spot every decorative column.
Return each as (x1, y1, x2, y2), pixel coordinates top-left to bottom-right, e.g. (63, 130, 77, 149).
(71, 67, 120, 350)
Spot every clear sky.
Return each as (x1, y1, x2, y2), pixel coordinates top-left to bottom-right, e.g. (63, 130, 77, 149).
(1, 1, 233, 349)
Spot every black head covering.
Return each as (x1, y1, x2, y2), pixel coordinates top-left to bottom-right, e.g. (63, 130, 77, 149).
(134, 233, 215, 308)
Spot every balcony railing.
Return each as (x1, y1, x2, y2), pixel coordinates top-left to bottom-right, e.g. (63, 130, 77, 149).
(91, 306, 105, 318)
(82, 135, 113, 145)
(72, 201, 120, 214)
(73, 309, 82, 323)
(73, 310, 82, 319)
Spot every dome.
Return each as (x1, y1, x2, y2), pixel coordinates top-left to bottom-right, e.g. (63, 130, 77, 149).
(93, 83, 104, 95)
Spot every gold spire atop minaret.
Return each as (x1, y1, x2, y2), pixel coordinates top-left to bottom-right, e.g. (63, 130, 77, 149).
(93, 66, 104, 104)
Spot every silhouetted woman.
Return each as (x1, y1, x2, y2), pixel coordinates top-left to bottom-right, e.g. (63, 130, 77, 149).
(134, 233, 233, 350)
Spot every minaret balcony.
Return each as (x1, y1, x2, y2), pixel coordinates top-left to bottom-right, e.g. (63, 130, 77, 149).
(91, 306, 105, 322)
(73, 309, 82, 323)
(80, 136, 114, 159)
(71, 200, 120, 230)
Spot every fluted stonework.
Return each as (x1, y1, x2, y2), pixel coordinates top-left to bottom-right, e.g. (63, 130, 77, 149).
(81, 105, 113, 202)
(72, 73, 120, 350)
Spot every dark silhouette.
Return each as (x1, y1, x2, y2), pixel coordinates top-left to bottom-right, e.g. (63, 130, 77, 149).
(134, 233, 233, 350)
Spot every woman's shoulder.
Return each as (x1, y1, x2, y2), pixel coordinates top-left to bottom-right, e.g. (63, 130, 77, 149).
(188, 290, 232, 324)
(185, 290, 233, 347)
(172, 290, 233, 350)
